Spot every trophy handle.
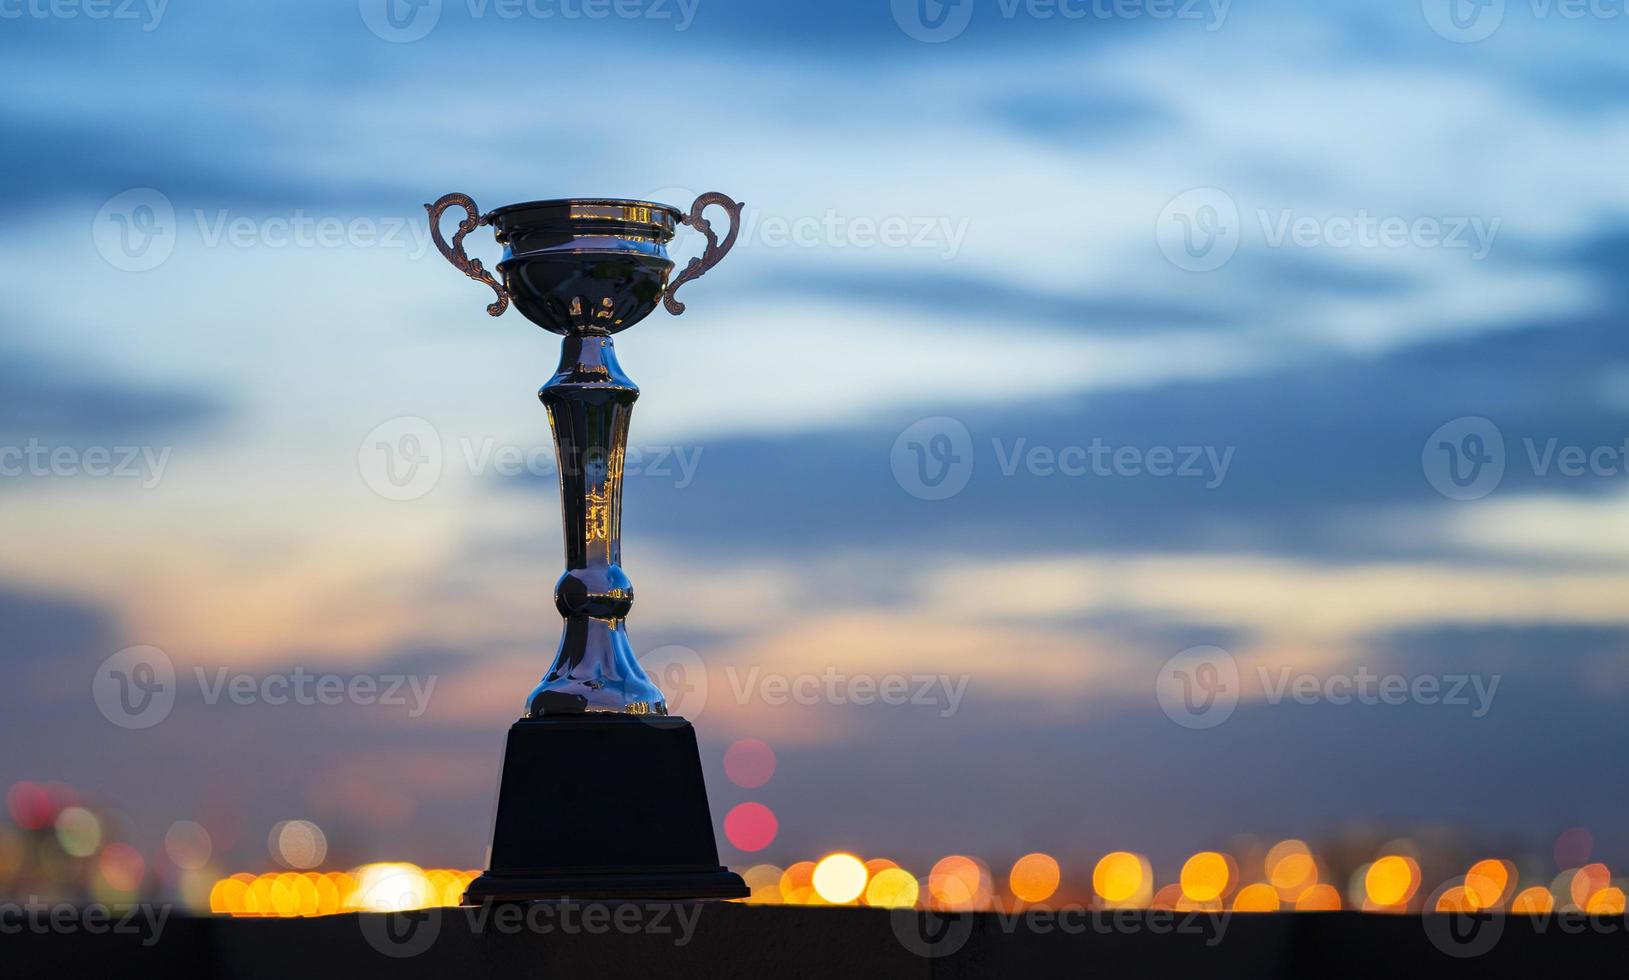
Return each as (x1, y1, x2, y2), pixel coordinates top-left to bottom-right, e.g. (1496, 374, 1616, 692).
(662, 192, 745, 316)
(425, 192, 510, 317)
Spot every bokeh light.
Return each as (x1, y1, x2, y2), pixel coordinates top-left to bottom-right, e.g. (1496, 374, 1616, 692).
(812, 853, 868, 904)
(5, 782, 55, 831)
(1295, 883, 1342, 911)
(270, 819, 327, 870)
(865, 868, 920, 909)
(741, 863, 785, 903)
(1464, 858, 1513, 910)
(353, 862, 432, 912)
(165, 820, 214, 870)
(1232, 882, 1281, 912)
(1008, 852, 1061, 904)
(1569, 863, 1611, 909)
(723, 802, 778, 852)
(98, 843, 145, 894)
(1434, 885, 1474, 913)
(1586, 886, 1625, 915)
(928, 855, 987, 911)
(53, 806, 102, 858)
(1266, 840, 1317, 896)
(1510, 886, 1555, 915)
(722, 739, 777, 789)
(779, 861, 818, 904)
(1554, 827, 1594, 869)
(1180, 851, 1231, 903)
(1093, 851, 1150, 906)
(1363, 856, 1419, 908)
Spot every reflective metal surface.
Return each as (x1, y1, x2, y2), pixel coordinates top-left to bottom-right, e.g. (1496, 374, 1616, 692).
(427, 191, 743, 715)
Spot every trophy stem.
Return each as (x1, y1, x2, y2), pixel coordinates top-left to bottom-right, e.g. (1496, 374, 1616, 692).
(527, 332, 666, 717)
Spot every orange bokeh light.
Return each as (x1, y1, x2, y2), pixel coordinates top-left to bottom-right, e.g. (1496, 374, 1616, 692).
(1570, 863, 1611, 909)
(1510, 886, 1554, 915)
(1265, 840, 1316, 896)
(1586, 887, 1626, 915)
(1092, 852, 1149, 906)
(779, 861, 818, 905)
(1009, 853, 1061, 904)
(929, 855, 986, 911)
(1232, 883, 1281, 912)
(1364, 856, 1419, 908)
(1295, 883, 1342, 911)
(1180, 851, 1231, 903)
(1464, 859, 1513, 910)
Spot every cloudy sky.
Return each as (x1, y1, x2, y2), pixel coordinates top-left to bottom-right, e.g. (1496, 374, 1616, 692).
(3, 0, 1629, 875)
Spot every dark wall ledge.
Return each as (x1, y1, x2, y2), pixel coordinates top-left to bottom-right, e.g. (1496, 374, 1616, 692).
(8, 903, 1627, 979)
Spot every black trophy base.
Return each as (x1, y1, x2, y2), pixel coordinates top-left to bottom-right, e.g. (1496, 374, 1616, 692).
(464, 715, 747, 904)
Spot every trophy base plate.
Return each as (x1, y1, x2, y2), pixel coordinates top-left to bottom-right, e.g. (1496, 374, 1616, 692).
(463, 869, 749, 903)
(463, 715, 747, 904)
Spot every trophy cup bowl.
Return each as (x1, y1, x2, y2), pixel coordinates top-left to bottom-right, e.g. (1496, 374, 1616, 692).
(426, 190, 748, 902)
(486, 199, 681, 333)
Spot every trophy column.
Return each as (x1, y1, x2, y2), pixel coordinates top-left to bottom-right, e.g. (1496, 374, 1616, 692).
(527, 331, 667, 717)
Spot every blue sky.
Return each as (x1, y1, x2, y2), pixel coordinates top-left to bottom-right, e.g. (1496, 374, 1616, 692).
(3, 0, 1629, 875)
